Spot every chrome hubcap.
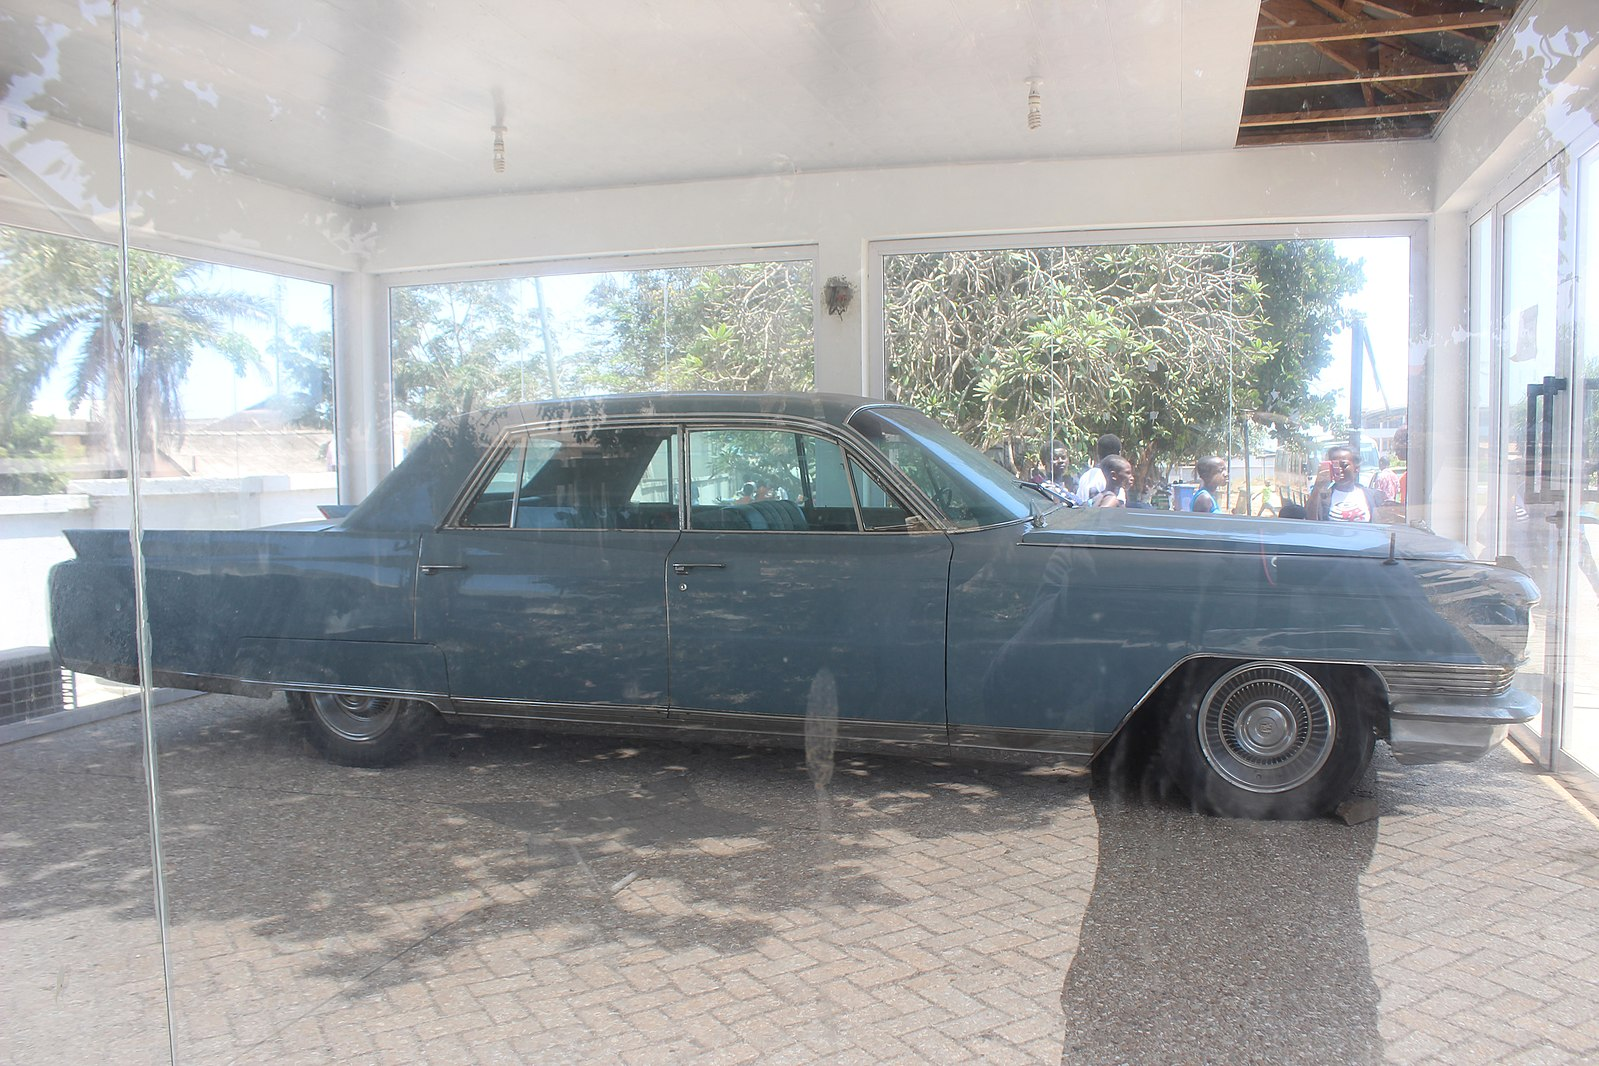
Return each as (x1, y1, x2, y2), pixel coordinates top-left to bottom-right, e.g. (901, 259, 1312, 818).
(1197, 664, 1335, 794)
(310, 692, 398, 742)
(1235, 700, 1298, 759)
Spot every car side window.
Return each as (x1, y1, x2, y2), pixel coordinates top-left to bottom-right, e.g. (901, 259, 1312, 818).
(459, 427, 679, 531)
(687, 427, 863, 532)
(850, 461, 914, 532)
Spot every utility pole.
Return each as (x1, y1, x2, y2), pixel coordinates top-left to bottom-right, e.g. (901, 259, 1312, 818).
(1349, 314, 1368, 456)
(533, 276, 558, 397)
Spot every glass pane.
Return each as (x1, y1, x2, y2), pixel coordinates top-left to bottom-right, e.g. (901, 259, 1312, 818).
(686, 428, 843, 530)
(850, 460, 912, 531)
(484, 427, 679, 531)
(391, 262, 814, 439)
(460, 439, 525, 527)
(9, 2, 1597, 1061)
(1498, 182, 1563, 738)
(1564, 150, 1599, 774)
(0, 8, 173, 1062)
(1469, 214, 1494, 558)
(883, 238, 1411, 523)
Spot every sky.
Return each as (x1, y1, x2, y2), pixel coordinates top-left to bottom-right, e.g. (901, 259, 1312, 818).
(29, 263, 333, 421)
(1319, 235, 1413, 421)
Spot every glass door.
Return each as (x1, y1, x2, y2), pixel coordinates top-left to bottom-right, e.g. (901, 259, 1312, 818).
(1558, 146, 1599, 782)
(1496, 174, 1573, 763)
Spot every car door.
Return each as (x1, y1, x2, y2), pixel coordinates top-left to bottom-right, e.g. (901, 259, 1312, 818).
(416, 422, 680, 713)
(666, 424, 951, 737)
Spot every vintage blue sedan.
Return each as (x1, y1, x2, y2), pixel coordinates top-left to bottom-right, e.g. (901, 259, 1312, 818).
(50, 393, 1538, 819)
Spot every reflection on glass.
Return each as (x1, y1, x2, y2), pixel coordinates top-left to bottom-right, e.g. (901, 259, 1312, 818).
(1, 224, 334, 703)
(1469, 214, 1494, 558)
(882, 238, 1410, 519)
(389, 262, 815, 450)
(0, 6, 174, 1062)
(1565, 149, 1599, 775)
(1498, 182, 1562, 737)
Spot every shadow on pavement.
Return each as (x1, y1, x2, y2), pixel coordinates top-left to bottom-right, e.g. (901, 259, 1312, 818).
(1065, 758, 1383, 1065)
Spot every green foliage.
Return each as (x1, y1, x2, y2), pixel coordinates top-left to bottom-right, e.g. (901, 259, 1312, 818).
(570, 262, 813, 394)
(266, 320, 334, 429)
(1241, 241, 1365, 444)
(0, 413, 65, 494)
(391, 280, 542, 428)
(885, 241, 1360, 487)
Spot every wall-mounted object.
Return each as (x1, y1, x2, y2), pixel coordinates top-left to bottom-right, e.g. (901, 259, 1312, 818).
(824, 276, 854, 316)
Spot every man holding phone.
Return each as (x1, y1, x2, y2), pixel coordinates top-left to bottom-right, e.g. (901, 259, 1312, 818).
(1309, 446, 1375, 522)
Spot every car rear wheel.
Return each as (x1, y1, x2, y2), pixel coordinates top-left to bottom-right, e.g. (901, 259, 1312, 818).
(1160, 661, 1375, 820)
(287, 691, 437, 767)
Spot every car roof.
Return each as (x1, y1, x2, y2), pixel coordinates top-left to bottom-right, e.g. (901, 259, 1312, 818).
(467, 391, 899, 431)
(345, 392, 912, 534)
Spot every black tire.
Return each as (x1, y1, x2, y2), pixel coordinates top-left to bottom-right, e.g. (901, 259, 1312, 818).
(1159, 661, 1375, 820)
(287, 691, 437, 767)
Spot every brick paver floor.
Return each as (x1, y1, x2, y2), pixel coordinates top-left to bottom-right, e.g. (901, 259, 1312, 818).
(2, 693, 1597, 1064)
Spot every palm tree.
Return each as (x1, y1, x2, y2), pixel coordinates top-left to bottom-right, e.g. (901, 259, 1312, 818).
(3, 229, 267, 476)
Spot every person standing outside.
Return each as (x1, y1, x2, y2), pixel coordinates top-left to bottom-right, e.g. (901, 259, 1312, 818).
(1190, 456, 1227, 514)
(1309, 446, 1375, 522)
(1370, 457, 1401, 504)
(1078, 434, 1122, 501)
(1093, 454, 1134, 507)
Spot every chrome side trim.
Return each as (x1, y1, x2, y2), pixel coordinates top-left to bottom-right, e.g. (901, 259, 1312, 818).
(1375, 663, 1514, 698)
(671, 708, 946, 746)
(244, 678, 452, 703)
(949, 725, 1101, 758)
(448, 697, 670, 722)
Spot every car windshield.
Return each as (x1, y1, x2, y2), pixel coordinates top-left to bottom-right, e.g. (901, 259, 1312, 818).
(848, 406, 1040, 528)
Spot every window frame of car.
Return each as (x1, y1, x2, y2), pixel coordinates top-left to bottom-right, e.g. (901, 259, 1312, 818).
(440, 411, 946, 535)
(680, 419, 926, 534)
(846, 403, 1043, 531)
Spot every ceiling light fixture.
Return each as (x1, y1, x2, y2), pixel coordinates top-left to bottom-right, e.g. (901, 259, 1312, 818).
(492, 125, 507, 174)
(1026, 78, 1042, 131)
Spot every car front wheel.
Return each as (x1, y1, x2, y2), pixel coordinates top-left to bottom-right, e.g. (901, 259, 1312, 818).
(1160, 661, 1375, 820)
(287, 691, 437, 767)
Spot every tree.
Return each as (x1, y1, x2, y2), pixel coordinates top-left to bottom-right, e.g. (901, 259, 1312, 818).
(390, 280, 539, 428)
(571, 262, 813, 394)
(1, 228, 266, 477)
(266, 320, 334, 429)
(1240, 241, 1365, 443)
(0, 413, 65, 495)
(884, 240, 1362, 489)
(0, 255, 66, 493)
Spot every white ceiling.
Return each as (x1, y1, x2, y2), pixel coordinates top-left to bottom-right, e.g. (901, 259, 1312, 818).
(0, 0, 1261, 208)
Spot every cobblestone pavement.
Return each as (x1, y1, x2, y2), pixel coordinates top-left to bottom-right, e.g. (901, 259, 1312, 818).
(2, 693, 1598, 1065)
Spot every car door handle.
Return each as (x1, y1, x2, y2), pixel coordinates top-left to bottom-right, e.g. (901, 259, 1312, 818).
(419, 563, 467, 575)
(672, 562, 726, 574)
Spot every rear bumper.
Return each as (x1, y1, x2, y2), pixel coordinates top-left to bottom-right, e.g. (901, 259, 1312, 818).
(1386, 687, 1539, 764)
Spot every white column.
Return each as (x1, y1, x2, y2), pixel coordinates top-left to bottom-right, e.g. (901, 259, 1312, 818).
(813, 228, 870, 396)
(333, 270, 392, 503)
(1425, 210, 1470, 543)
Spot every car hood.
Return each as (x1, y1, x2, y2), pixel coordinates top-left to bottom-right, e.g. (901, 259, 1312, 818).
(1025, 507, 1473, 562)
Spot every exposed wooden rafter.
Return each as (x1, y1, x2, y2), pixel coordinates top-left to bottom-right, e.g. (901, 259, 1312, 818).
(1238, 0, 1520, 148)
(1241, 100, 1450, 126)
(1255, 11, 1510, 45)
(1244, 64, 1469, 91)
